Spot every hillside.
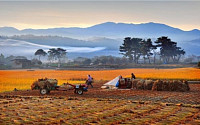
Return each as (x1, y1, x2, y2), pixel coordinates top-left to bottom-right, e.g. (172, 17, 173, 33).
(0, 38, 106, 58)
(0, 22, 200, 58)
(0, 35, 199, 58)
(180, 38, 200, 55)
(0, 22, 200, 41)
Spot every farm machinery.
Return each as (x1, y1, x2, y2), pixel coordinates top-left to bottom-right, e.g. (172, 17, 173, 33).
(31, 78, 88, 95)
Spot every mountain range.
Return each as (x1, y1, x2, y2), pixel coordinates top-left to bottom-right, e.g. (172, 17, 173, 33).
(0, 22, 200, 58)
(1, 22, 200, 41)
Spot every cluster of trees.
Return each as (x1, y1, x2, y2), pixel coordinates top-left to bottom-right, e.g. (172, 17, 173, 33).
(34, 48, 67, 65)
(35, 49, 130, 66)
(120, 36, 185, 64)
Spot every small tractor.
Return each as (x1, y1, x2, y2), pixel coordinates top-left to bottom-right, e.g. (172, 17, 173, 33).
(31, 78, 88, 95)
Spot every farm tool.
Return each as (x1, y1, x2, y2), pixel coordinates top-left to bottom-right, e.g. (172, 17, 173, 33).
(31, 78, 88, 95)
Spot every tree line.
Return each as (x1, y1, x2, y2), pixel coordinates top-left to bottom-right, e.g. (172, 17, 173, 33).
(35, 36, 185, 65)
(120, 36, 185, 64)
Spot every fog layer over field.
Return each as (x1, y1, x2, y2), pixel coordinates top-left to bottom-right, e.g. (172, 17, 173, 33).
(0, 38, 106, 58)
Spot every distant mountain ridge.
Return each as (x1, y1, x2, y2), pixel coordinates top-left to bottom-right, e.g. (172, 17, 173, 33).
(180, 38, 200, 55)
(0, 22, 200, 41)
(0, 22, 200, 58)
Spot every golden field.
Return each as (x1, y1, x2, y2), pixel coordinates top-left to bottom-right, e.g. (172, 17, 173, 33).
(0, 68, 199, 92)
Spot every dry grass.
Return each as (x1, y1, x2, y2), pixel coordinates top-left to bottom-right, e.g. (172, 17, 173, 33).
(0, 68, 199, 92)
(0, 96, 199, 125)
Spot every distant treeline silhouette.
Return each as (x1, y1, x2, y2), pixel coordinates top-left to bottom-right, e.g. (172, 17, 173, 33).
(120, 36, 185, 64)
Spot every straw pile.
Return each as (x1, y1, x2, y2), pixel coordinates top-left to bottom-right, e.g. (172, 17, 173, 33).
(152, 80, 163, 91)
(132, 79, 153, 90)
(31, 78, 58, 90)
(136, 79, 145, 90)
(152, 80, 190, 92)
(131, 79, 141, 89)
(132, 79, 190, 92)
(31, 81, 39, 90)
(144, 80, 154, 90)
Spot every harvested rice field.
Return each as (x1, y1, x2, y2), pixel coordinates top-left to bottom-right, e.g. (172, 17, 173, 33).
(0, 67, 199, 92)
(0, 96, 199, 125)
(0, 68, 200, 124)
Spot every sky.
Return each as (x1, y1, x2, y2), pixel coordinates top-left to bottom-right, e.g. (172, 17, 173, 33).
(0, 1, 200, 31)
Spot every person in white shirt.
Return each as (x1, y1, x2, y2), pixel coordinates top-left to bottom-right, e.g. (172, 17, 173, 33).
(87, 75, 93, 88)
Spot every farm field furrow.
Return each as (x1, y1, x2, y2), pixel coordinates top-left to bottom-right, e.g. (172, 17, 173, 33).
(96, 104, 161, 125)
(126, 105, 180, 124)
(156, 107, 199, 125)
(0, 96, 199, 125)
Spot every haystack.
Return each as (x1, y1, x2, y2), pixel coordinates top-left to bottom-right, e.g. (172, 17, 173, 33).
(136, 79, 145, 90)
(152, 80, 190, 92)
(168, 80, 175, 91)
(152, 80, 163, 91)
(171, 80, 182, 91)
(126, 79, 132, 88)
(31, 81, 39, 90)
(131, 78, 191, 92)
(182, 80, 190, 91)
(175, 80, 183, 91)
(31, 78, 58, 90)
(131, 79, 141, 89)
(144, 80, 154, 90)
(175, 80, 190, 92)
(46, 79, 57, 85)
(162, 80, 170, 91)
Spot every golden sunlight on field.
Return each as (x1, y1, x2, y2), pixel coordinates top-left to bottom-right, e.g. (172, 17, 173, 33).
(0, 68, 199, 92)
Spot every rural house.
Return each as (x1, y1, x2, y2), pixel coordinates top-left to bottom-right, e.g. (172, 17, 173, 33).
(11, 57, 31, 69)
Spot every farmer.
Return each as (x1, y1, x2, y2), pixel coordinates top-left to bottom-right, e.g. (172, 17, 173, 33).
(131, 73, 136, 79)
(87, 75, 93, 88)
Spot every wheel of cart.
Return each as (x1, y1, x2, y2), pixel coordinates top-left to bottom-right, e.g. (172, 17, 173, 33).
(40, 87, 50, 95)
(74, 85, 84, 95)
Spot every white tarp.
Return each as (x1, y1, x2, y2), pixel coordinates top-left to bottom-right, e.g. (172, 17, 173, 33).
(101, 76, 120, 89)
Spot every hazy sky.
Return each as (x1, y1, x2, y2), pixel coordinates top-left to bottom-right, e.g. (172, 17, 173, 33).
(0, 1, 199, 31)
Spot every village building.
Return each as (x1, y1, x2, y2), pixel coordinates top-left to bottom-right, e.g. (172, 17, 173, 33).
(11, 57, 31, 69)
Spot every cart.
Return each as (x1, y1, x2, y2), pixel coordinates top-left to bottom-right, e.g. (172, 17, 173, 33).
(31, 78, 88, 95)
